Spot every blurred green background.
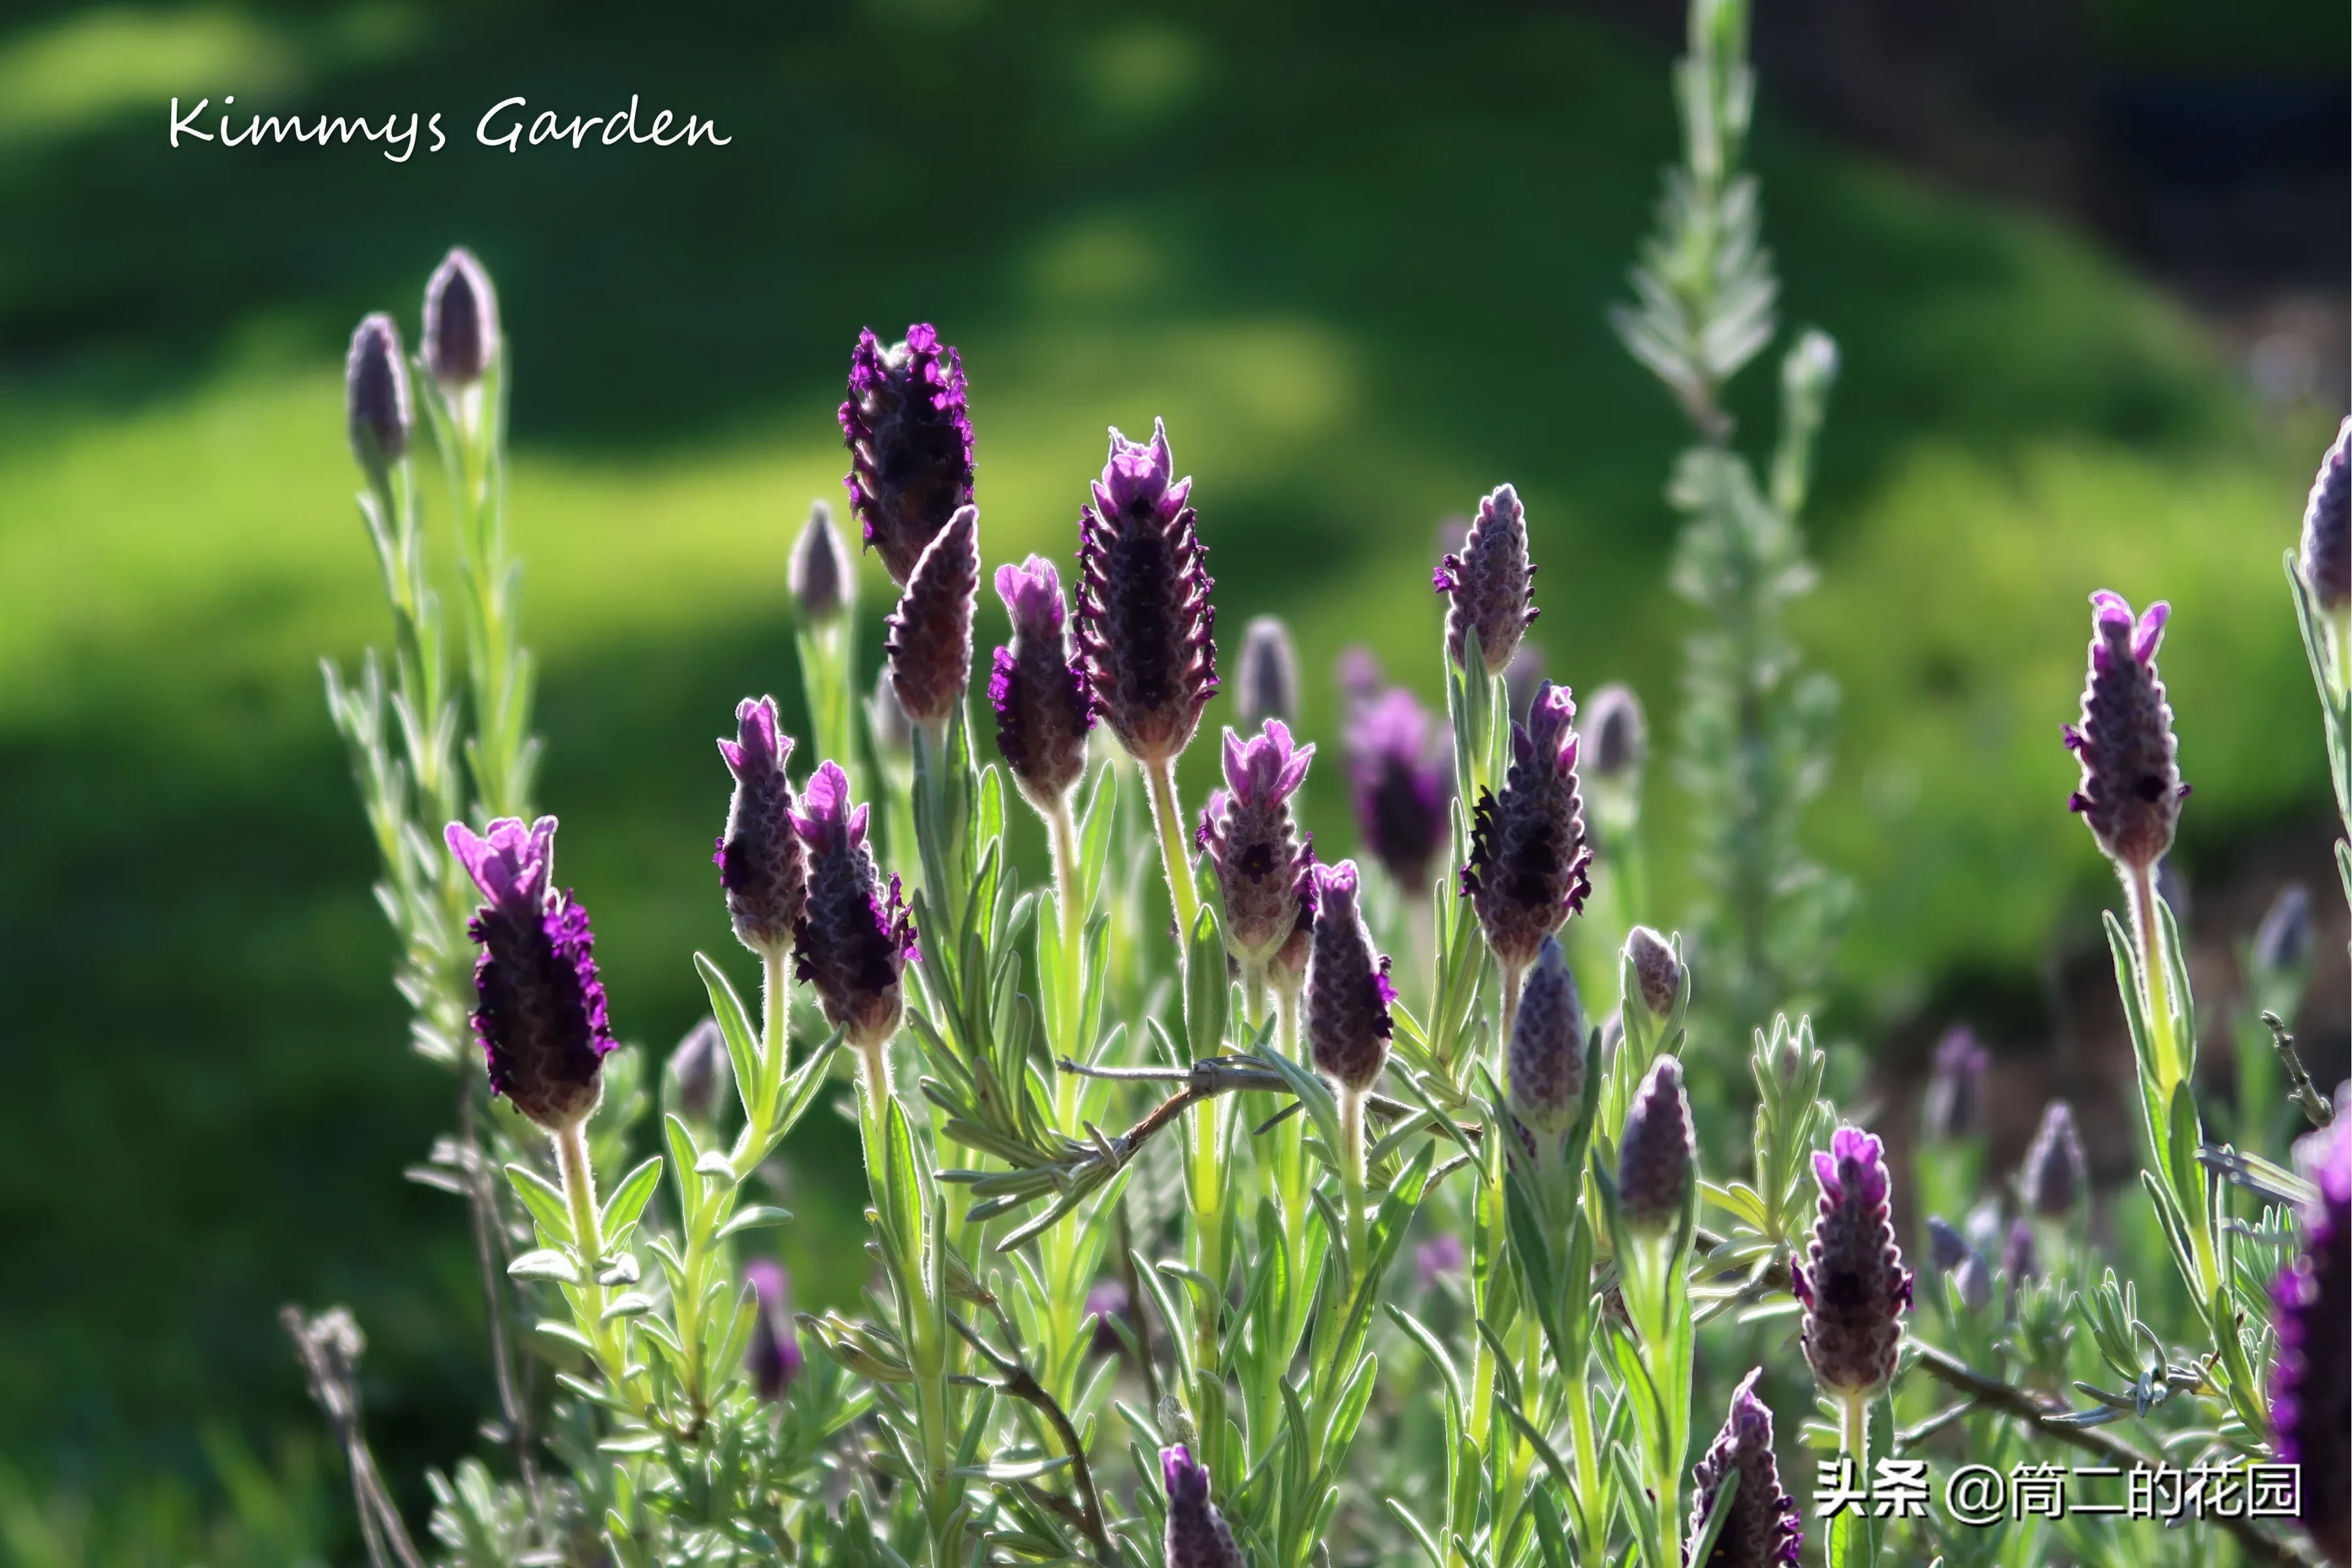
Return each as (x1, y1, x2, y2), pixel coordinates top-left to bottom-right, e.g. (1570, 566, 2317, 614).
(0, 0, 2344, 1557)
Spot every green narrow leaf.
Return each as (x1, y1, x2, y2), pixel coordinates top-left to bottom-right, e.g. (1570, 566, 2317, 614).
(694, 952, 766, 1124)
(504, 1163, 574, 1244)
(601, 1154, 665, 1239)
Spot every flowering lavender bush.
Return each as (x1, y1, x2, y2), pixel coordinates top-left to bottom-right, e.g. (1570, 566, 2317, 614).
(297, 7, 2345, 1567)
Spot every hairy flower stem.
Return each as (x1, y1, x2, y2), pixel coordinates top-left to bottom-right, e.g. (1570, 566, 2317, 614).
(1499, 958, 1528, 1062)
(1339, 1085, 1370, 1286)
(2125, 861, 2222, 1296)
(1145, 755, 1201, 950)
(1044, 795, 1087, 1085)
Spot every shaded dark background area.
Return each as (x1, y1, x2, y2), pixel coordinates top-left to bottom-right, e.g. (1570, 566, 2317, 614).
(0, 0, 2342, 1554)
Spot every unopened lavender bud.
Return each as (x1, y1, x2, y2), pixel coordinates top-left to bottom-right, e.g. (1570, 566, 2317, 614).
(446, 817, 616, 1132)
(2063, 590, 2187, 872)
(667, 1017, 730, 1123)
(988, 554, 1093, 809)
(1503, 644, 1546, 725)
(1625, 925, 1680, 1020)
(1953, 1251, 1994, 1311)
(789, 762, 917, 1050)
(1686, 1368, 1802, 1568)
(1926, 1216, 1968, 1275)
(884, 506, 979, 730)
(868, 664, 914, 759)
(1196, 721, 1315, 965)
(2269, 1125, 2348, 1565)
(1793, 1126, 1913, 1395)
(715, 696, 809, 960)
(1771, 1032, 1806, 1090)
(789, 500, 854, 625)
(1237, 615, 1300, 727)
(1075, 420, 1218, 766)
(1433, 483, 1537, 677)
(2020, 1099, 2087, 1217)
(421, 246, 498, 387)
(1306, 860, 1395, 1092)
(1618, 1054, 1694, 1232)
(1160, 1445, 1243, 1568)
(1463, 681, 1593, 970)
(2001, 1216, 2039, 1286)
(1345, 686, 1452, 896)
(1509, 936, 1590, 1138)
(1921, 1025, 1990, 1142)
(2254, 882, 2314, 975)
(839, 323, 975, 587)
(345, 314, 411, 472)
(1584, 683, 1646, 783)
(745, 1260, 804, 1403)
(2301, 416, 2352, 612)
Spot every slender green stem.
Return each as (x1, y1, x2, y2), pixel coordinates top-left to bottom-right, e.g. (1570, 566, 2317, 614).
(1838, 1388, 1869, 1477)
(760, 948, 788, 1124)
(1143, 755, 1200, 948)
(1339, 1085, 1369, 1287)
(2129, 862, 2181, 1094)
(1499, 958, 1527, 1062)
(555, 1121, 606, 1265)
(1565, 1371, 1605, 1552)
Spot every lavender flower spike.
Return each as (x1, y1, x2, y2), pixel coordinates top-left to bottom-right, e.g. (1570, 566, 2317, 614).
(2019, 1098, 2087, 1217)
(840, 323, 975, 586)
(1306, 860, 1395, 1092)
(1926, 1217, 1969, 1275)
(666, 1017, 730, 1124)
(445, 817, 617, 1132)
(2270, 1122, 2348, 1565)
(884, 505, 979, 730)
(345, 314, 412, 472)
(1921, 1025, 1990, 1142)
(789, 500, 854, 625)
(1793, 1126, 1914, 1396)
(1075, 420, 1218, 766)
(2301, 416, 2352, 612)
(421, 246, 498, 387)
(1433, 483, 1538, 676)
(1196, 721, 1316, 967)
(1160, 1446, 1243, 1568)
(1625, 925, 1680, 1021)
(1462, 680, 1593, 970)
(1345, 686, 1452, 896)
(1618, 1054, 1694, 1232)
(716, 696, 809, 960)
(1237, 615, 1301, 726)
(745, 1260, 804, 1403)
(789, 762, 917, 1052)
(1687, 1369, 1803, 1568)
(1584, 683, 1646, 783)
(2062, 590, 2187, 872)
(1508, 934, 1591, 1140)
(988, 553, 1093, 809)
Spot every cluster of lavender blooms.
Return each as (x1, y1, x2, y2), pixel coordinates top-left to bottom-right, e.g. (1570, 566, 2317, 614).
(300, 16, 2347, 1568)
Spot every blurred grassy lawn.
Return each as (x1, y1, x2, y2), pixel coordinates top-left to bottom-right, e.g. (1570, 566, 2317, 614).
(0, 0, 2338, 1525)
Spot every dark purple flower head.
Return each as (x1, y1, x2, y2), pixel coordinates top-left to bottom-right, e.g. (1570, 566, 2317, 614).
(1922, 1026, 1990, 1142)
(346, 314, 412, 472)
(1160, 1445, 1243, 1568)
(421, 247, 498, 387)
(1345, 686, 1452, 896)
(667, 1017, 730, 1124)
(840, 324, 975, 587)
(715, 696, 809, 960)
(1433, 483, 1538, 677)
(1625, 925, 1681, 1021)
(2063, 591, 2187, 872)
(988, 553, 1092, 808)
(1196, 721, 1317, 966)
(2270, 1122, 2349, 1564)
(789, 500, 854, 625)
(1075, 421, 1218, 766)
(745, 1260, 804, 1403)
(1926, 1217, 1969, 1275)
(885, 506, 980, 730)
(446, 817, 616, 1132)
(2001, 1216, 2040, 1288)
(1793, 1126, 1913, 1396)
(2302, 416, 2352, 613)
(1306, 860, 1395, 1092)
(2019, 1099, 2087, 1217)
(1618, 1054, 1694, 1232)
(2255, 882, 2314, 975)
(1686, 1369, 1802, 1568)
(1416, 1232, 1466, 1288)
(789, 762, 917, 1050)
(1584, 683, 1646, 783)
(1463, 681, 1593, 970)
(1085, 1279, 1132, 1357)
(1267, 841, 1320, 990)
(1237, 615, 1300, 727)
(1509, 935, 1591, 1139)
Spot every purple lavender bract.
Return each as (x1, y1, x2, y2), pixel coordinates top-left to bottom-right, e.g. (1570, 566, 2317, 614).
(2302, 416, 2352, 613)
(346, 314, 412, 471)
(716, 696, 809, 959)
(1793, 1126, 1914, 1396)
(422, 247, 498, 387)
(1306, 860, 1394, 1092)
(790, 500, 853, 625)
(1625, 925, 1680, 1021)
(667, 1017, 730, 1124)
(1433, 483, 1537, 676)
(1584, 683, 1646, 783)
(1195, 721, 1316, 966)
(1160, 1445, 1243, 1568)
(1237, 615, 1300, 727)
(2019, 1099, 2086, 1217)
(988, 554, 1093, 808)
(789, 762, 917, 1050)
(1075, 421, 1218, 766)
(2270, 1122, 2348, 1565)
(446, 817, 617, 1132)
(1686, 1368, 1802, 1568)
(1345, 686, 1452, 897)
(1508, 935, 1590, 1139)
(840, 324, 975, 587)
(745, 1260, 804, 1403)
(884, 506, 979, 730)
(1462, 681, 1593, 970)
(2063, 591, 2187, 872)
(1618, 1054, 1693, 1232)
(1921, 1026, 1989, 1142)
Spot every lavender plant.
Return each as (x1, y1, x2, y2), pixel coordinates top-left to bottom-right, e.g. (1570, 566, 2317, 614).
(292, 34, 2348, 1568)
